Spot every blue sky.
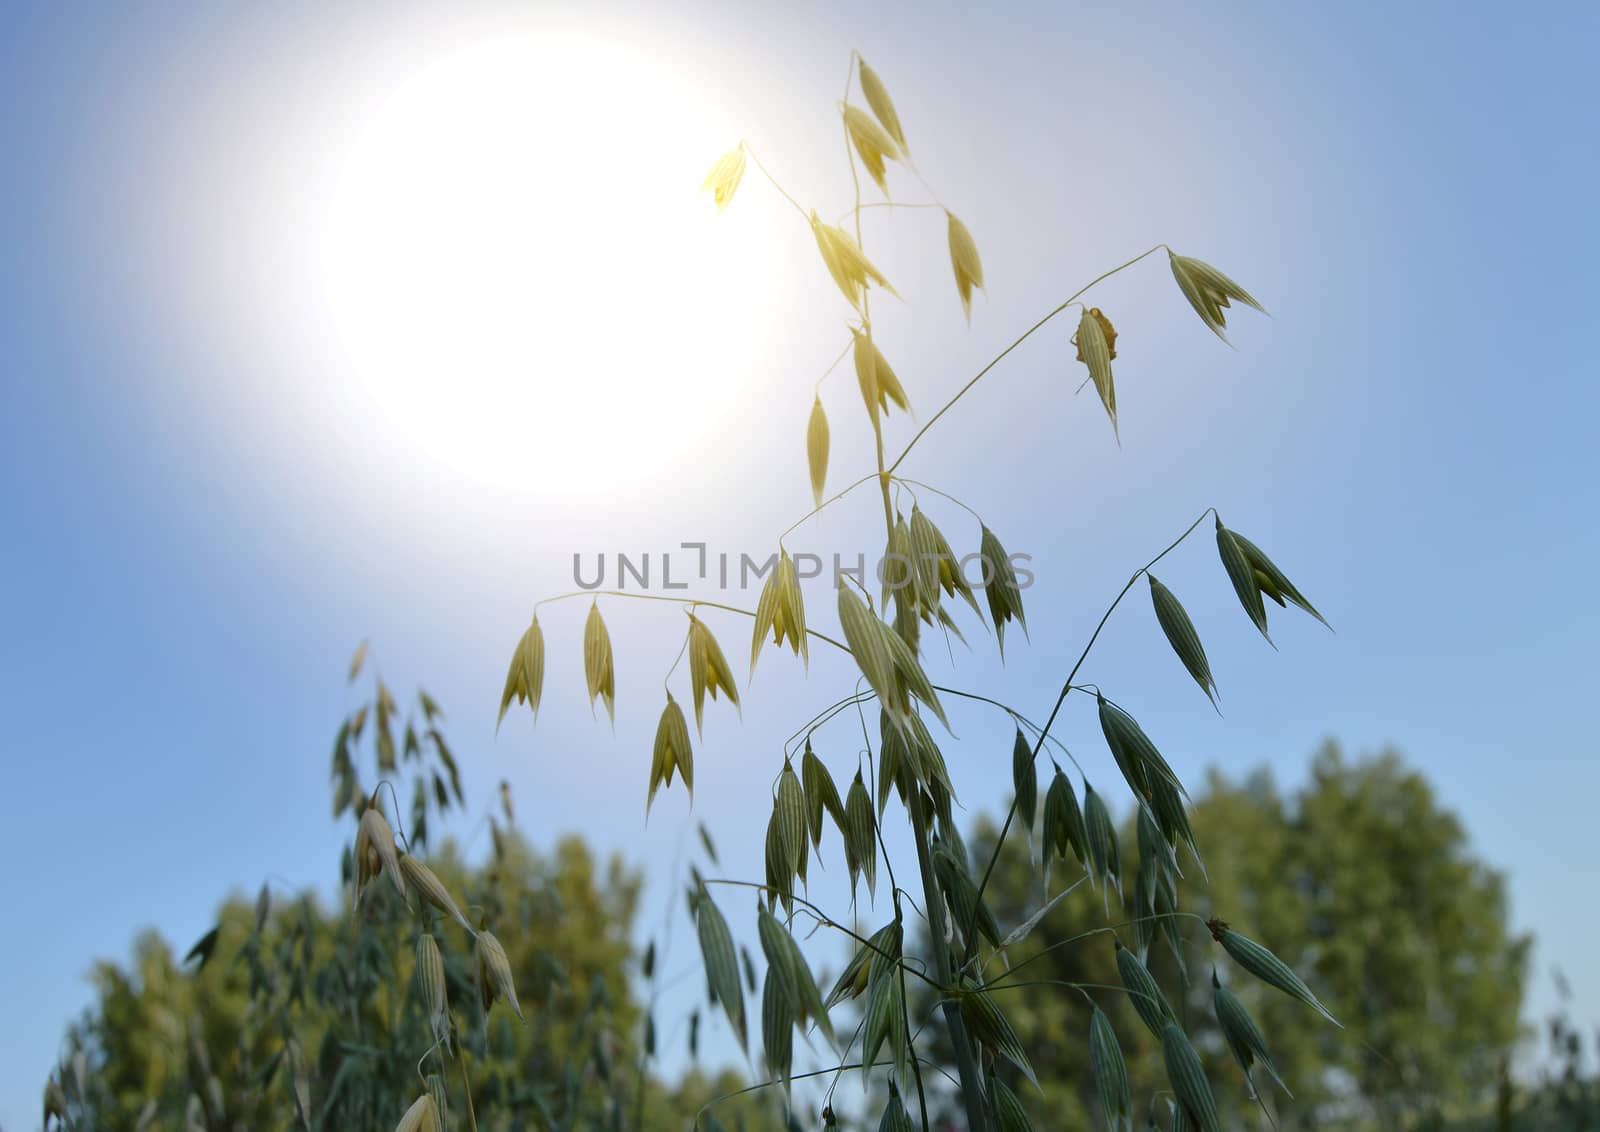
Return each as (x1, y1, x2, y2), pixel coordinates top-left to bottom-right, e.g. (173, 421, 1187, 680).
(3, 1, 1598, 1127)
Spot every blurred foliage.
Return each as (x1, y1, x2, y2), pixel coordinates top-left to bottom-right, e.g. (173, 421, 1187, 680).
(921, 742, 1531, 1129)
(44, 666, 782, 1132)
(57, 831, 775, 1131)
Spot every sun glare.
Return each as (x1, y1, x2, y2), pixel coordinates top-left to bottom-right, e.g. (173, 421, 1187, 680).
(272, 27, 775, 508)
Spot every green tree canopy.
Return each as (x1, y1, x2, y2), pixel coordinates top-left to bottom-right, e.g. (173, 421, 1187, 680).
(56, 828, 780, 1132)
(922, 743, 1529, 1130)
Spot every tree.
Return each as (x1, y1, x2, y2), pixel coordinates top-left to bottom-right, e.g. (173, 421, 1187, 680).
(931, 744, 1529, 1129)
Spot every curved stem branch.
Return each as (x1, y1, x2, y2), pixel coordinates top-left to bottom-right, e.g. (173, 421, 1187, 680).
(741, 142, 808, 219)
(958, 507, 1216, 971)
(887, 244, 1167, 474)
(532, 590, 851, 656)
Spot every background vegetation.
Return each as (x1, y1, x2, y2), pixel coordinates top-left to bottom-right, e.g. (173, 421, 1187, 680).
(45, 727, 1596, 1130)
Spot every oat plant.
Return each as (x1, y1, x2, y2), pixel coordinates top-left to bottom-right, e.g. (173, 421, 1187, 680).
(496, 52, 1341, 1132)
(38, 51, 1343, 1132)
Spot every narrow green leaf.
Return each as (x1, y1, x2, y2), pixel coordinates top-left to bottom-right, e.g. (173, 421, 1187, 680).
(697, 822, 719, 865)
(184, 926, 220, 969)
(1000, 880, 1083, 950)
(742, 946, 759, 995)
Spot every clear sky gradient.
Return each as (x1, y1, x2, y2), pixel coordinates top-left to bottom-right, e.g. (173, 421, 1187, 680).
(2, 2, 1597, 1127)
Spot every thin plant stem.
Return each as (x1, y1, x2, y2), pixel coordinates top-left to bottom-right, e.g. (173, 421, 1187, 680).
(897, 478, 983, 524)
(454, 1045, 478, 1132)
(662, 623, 691, 692)
(908, 784, 992, 1131)
(532, 590, 850, 656)
(779, 474, 877, 545)
(931, 685, 1087, 778)
(958, 508, 1216, 972)
(887, 244, 1168, 474)
(741, 142, 808, 219)
(814, 337, 854, 394)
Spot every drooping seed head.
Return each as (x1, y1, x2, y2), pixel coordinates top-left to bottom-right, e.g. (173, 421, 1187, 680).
(700, 148, 746, 212)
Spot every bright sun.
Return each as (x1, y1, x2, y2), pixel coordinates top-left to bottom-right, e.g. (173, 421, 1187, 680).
(270, 25, 776, 509)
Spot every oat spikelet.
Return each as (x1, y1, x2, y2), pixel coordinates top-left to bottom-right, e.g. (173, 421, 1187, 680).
(809, 211, 897, 309)
(583, 600, 615, 723)
(852, 328, 911, 426)
(415, 933, 451, 1052)
(857, 58, 907, 152)
(355, 805, 405, 907)
(395, 1093, 441, 1132)
(648, 694, 694, 815)
(497, 616, 545, 730)
(700, 148, 746, 212)
(399, 854, 471, 933)
(477, 929, 523, 1020)
(751, 551, 809, 674)
(806, 396, 830, 507)
(1074, 307, 1118, 438)
(687, 615, 741, 735)
(1074, 307, 1118, 361)
(1169, 251, 1266, 341)
(425, 1076, 450, 1132)
(842, 104, 900, 195)
(946, 212, 985, 322)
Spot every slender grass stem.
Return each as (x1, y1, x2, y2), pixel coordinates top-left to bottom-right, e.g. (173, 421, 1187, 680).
(887, 244, 1167, 474)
